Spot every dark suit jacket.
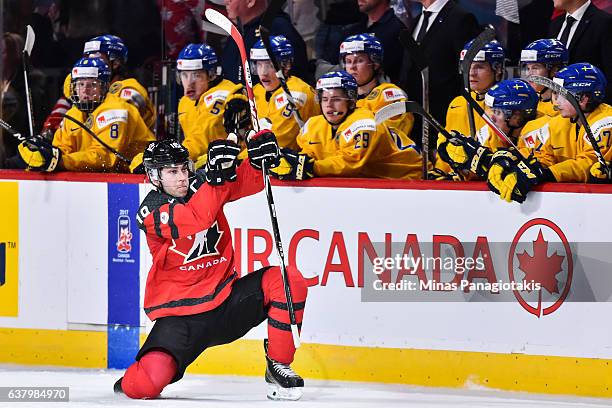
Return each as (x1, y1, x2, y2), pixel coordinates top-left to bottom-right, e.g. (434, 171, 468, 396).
(221, 11, 311, 85)
(549, 3, 612, 103)
(346, 9, 407, 85)
(402, 0, 480, 131)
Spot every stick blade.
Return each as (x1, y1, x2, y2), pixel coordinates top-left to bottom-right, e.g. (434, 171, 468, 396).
(374, 101, 406, 124)
(291, 325, 301, 349)
(528, 75, 559, 94)
(204, 8, 233, 36)
(24, 25, 35, 56)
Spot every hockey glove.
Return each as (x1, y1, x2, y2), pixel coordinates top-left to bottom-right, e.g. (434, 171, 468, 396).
(16, 135, 62, 172)
(270, 148, 315, 180)
(247, 130, 280, 170)
(589, 161, 612, 184)
(426, 168, 465, 181)
(223, 93, 251, 140)
(437, 131, 492, 177)
(129, 152, 145, 174)
(204, 136, 241, 185)
(487, 152, 553, 203)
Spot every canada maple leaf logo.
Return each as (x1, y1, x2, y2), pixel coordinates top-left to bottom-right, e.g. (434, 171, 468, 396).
(516, 229, 564, 294)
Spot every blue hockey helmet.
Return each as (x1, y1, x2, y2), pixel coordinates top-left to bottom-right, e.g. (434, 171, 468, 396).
(485, 79, 538, 122)
(339, 33, 384, 66)
(520, 39, 568, 67)
(316, 70, 358, 101)
(460, 39, 505, 68)
(70, 57, 111, 112)
(553, 63, 607, 104)
(250, 35, 294, 62)
(177, 43, 221, 79)
(83, 35, 128, 64)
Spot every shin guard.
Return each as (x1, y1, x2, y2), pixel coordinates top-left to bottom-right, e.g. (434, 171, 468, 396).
(262, 265, 308, 364)
(121, 350, 177, 399)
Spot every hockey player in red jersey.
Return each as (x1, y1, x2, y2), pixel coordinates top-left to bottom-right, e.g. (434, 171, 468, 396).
(113, 131, 308, 401)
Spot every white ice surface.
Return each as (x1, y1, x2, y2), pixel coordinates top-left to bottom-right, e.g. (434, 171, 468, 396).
(0, 366, 611, 408)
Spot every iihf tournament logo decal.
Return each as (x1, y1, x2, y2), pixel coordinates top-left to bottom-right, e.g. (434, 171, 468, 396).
(116, 211, 133, 254)
(508, 218, 573, 317)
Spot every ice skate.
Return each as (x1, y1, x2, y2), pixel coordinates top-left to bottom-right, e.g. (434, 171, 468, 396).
(264, 339, 303, 401)
(113, 377, 124, 394)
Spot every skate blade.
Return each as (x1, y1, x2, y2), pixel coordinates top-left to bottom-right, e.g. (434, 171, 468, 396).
(266, 384, 303, 401)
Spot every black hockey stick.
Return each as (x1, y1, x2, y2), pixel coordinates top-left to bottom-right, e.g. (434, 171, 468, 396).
(22, 25, 36, 139)
(258, 0, 305, 128)
(60, 114, 131, 163)
(399, 30, 429, 178)
(0, 119, 25, 142)
(205, 8, 301, 348)
(460, 25, 496, 139)
(375, 101, 453, 139)
(528, 74, 611, 179)
(460, 87, 523, 154)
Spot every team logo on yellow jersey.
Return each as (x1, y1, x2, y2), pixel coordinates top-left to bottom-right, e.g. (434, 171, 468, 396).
(109, 82, 122, 94)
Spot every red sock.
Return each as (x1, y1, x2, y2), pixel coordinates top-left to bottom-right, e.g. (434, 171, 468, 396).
(262, 265, 308, 364)
(122, 350, 177, 399)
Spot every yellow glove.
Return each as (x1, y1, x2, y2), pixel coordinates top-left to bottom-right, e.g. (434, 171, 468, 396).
(436, 131, 492, 177)
(487, 164, 517, 203)
(589, 161, 612, 183)
(17, 137, 61, 172)
(129, 152, 144, 173)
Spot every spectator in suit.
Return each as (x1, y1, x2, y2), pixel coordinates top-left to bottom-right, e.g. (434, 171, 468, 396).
(222, 0, 311, 84)
(349, 0, 407, 84)
(401, 0, 480, 145)
(549, 0, 612, 103)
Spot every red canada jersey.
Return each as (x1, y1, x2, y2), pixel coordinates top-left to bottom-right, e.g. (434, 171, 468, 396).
(136, 161, 263, 320)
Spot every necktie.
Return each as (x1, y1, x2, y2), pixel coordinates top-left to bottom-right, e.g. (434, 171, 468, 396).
(559, 15, 576, 46)
(416, 11, 432, 43)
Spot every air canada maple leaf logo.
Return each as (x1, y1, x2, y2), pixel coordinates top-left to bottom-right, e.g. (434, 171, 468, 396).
(516, 230, 565, 294)
(508, 218, 573, 317)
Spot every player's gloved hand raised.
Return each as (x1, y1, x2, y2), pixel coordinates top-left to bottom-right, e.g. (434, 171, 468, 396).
(223, 93, 251, 139)
(16, 135, 62, 172)
(436, 131, 492, 177)
(247, 130, 280, 170)
(270, 148, 314, 180)
(487, 151, 552, 203)
(589, 161, 612, 184)
(204, 134, 241, 186)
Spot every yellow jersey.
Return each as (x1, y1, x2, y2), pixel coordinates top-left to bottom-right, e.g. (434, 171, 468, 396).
(297, 108, 422, 179)
(536, 103, 612, 182)
(178, 79, 243, 161)
(64, 73, 156, 130)
(537, 98, 559, 118)
(435, 92, 487, 172)
(108, 78, 156, 130)
(53, 98, 154, 172)
(253, 76, 320, 151)
(357, 82, 414, 142)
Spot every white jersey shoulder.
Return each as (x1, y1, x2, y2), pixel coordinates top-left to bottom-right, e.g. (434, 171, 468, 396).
(203, 90, 230, 108)
(96, 109, 129, 128)
(341, 118, 376, 142)
(586, 116, 612, 143)
(275, 91, 307, 109)
(381, 86, 406, 102)
(522, 122, 550, 148)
